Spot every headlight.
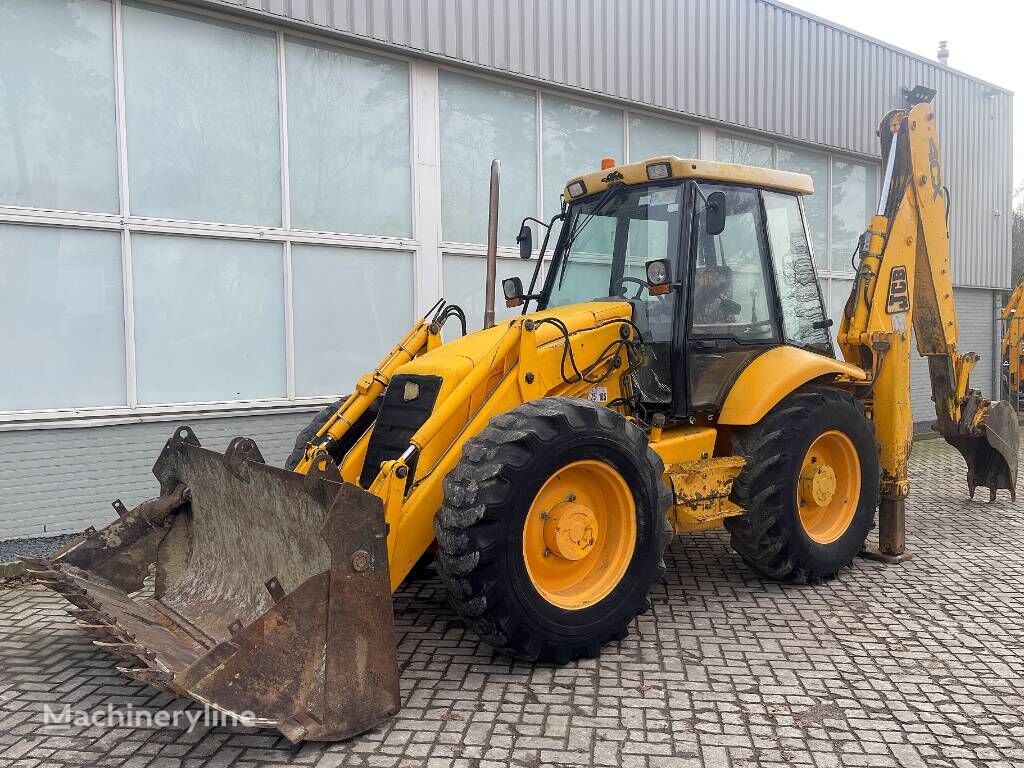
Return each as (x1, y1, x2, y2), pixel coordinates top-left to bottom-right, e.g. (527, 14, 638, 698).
(566, 180, 587, 198)
(646, 162, 672, 180)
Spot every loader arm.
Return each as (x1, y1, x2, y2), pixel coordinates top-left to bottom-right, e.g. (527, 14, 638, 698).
(838, 92, 1018, 556)
(291, 310, 439, 475)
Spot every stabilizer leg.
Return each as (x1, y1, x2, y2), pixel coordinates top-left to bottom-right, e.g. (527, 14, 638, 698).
(860, 497, 913, 564)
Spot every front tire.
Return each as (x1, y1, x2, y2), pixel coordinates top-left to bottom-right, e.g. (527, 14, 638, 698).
(435, 398, 671, 663)
(724, 386, 879, 583)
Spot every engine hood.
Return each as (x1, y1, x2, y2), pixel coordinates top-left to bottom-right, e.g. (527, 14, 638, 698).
(397, 300, 633, 380)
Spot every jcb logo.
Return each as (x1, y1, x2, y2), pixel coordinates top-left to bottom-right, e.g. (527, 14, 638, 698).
(886, 266, 910, 314)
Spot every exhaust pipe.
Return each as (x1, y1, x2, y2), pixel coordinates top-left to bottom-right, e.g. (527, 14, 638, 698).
(483, 158, 500, 329)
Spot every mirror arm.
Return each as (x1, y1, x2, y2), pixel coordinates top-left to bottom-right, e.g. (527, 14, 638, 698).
(520, 216, 551, 231)
(522, 212, 564, 313)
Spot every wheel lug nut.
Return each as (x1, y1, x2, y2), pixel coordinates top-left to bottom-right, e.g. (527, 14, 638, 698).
(542, 548, 551, 558)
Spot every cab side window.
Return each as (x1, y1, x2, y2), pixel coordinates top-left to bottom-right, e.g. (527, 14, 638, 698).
(763, 191, 831, 351)
(691, 186, 777, 343)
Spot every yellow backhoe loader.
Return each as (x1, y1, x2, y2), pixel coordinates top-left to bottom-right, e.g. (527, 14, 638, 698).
(1001, 278, 1024, 403)
(22, 87, 1018, 742)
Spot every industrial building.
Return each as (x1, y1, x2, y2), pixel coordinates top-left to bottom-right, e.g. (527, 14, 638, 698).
(0, 0, 1013, 538)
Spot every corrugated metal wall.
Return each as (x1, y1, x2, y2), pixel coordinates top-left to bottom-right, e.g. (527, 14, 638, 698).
(196, 0, 1013, 289)
(0, 411, 316, 539)
(909, 288, 996, 425)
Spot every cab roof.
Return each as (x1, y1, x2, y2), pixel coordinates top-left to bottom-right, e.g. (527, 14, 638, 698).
(563, 155, 814, 203)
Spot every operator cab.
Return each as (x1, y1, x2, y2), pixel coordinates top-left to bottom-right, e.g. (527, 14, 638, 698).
(528, 156, 833, 421)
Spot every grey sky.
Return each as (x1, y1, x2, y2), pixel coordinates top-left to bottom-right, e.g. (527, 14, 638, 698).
(783, 0, 1022, 204)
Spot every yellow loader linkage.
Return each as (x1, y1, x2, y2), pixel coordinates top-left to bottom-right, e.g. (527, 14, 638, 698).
(23, 86, 1018, 742)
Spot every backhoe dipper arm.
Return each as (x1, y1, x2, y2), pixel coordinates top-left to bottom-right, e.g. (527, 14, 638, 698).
(838, 94, 1018, 551)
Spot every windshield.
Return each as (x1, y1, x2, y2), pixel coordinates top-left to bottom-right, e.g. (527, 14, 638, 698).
(545, 183, 683, 308)
(543, 182, 684, 405)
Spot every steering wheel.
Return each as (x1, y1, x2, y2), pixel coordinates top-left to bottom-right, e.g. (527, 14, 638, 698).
(617, 276, 648, 300)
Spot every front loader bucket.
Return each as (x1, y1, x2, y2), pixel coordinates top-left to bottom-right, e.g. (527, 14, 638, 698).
(942, 398, 1019, 502)
(20, 426, 400, 743)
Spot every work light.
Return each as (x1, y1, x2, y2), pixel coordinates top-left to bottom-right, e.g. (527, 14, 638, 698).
(567, 180, 587, 198)
(646, 258, 673, 295)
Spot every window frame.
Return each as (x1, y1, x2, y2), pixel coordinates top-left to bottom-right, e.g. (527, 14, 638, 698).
(685, 182, 783, 348)
(759, 189, 834, 357)
(435, 66, 703, 271)
(0, 1, 421, 425)
(715, 131, 882, 367)
(537, 180, 688, 311)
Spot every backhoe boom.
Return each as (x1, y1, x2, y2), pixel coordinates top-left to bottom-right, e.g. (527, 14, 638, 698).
(838, 93, 1018, 559)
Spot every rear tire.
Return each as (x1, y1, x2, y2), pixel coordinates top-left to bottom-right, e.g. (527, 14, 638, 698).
(724, 386, 879, 583)
(435, 398, 672, 663)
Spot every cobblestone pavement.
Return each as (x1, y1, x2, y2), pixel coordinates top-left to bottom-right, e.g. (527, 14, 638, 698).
(1, 439, 1022, 768)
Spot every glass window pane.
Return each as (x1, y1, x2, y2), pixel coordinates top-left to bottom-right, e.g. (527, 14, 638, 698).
(715, 135, 773, 168)
(776, 145, 828, 266)
(122, 3, 281, 225)
(544, 184, 683, 405)
(627, 114, 698, 161)
(439, 71, 536, 246)
(692, 185, 777, 342)
(132, 234, 285, 403)
(0, 224, 125, 410)
(0, 0, 118, 212)
(542, 95, 623, 218)
(763, 191, 830, 351)
(442, 254, 538, 333)
(828, 278, 854, 348)
(547, 184, 682, 311)
(550, 214, 618, 304)
(292, 245, 414, 396)
(831, 158, 879, 272)
(287, 38, 411, 236)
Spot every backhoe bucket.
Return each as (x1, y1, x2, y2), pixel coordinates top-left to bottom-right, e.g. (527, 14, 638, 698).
(20, 426, 400, 743)
(943, 398, 1019, 502)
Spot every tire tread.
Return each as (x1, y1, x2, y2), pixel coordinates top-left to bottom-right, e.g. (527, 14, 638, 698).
(435, 397, 671, 662)
(724, 385, 879, 584)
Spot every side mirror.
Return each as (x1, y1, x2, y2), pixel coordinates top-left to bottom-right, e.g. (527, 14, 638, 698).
(706, 190, 727, 236)
(645, 259, 673, 296)
(516, 223, 533, 260)
(502, 276, 525, 307)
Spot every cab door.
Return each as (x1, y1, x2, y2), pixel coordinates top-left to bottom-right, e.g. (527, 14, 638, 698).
(682, 184, 782, 417)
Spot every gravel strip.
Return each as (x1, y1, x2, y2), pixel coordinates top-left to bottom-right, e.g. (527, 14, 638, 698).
(0, 533, 81, 562)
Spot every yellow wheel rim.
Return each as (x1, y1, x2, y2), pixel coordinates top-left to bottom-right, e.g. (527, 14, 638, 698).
(797, 430, 861, 544)
(522, 459, 637, 610)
